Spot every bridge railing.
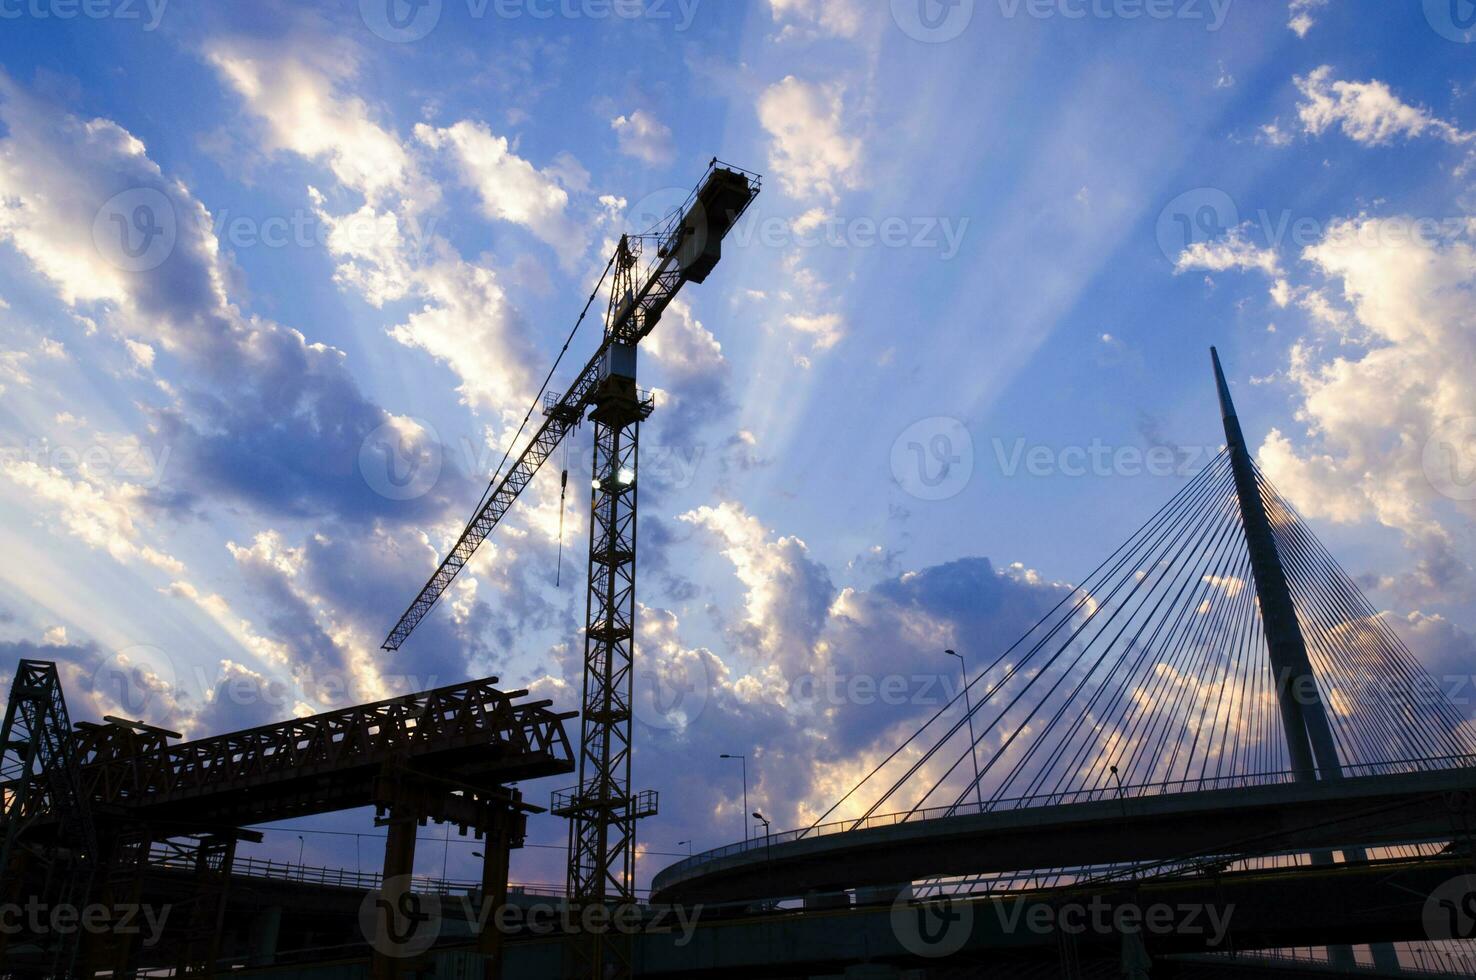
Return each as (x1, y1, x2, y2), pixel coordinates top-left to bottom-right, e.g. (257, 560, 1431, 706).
(148, 848, 566, 898)
(662, 753, 1476, 879)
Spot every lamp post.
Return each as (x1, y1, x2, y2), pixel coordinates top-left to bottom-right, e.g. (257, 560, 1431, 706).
(752, 811, 772, 867)
(947, 649, 984, 811)
(720, 754, 749, 841)
(296, 834, 304, 872)
(677, 840, 693, 856)
(1109, 765, 1129, 818)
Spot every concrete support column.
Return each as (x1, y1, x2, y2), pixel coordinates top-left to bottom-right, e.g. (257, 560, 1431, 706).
(372, 808, 419, 980)
(478, 811, 514, 980)
(248, 906, 282, 968)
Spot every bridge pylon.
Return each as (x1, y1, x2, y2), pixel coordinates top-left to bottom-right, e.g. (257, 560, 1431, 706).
(1212, 347, 1396, 972)
(1212, 347, 1343, 784)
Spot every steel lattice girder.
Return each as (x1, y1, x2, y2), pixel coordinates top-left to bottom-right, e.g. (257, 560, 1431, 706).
(21, 677, 574, 830)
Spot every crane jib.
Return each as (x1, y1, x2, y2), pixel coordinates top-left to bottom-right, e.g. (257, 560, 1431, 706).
(381, 164, 761, 651)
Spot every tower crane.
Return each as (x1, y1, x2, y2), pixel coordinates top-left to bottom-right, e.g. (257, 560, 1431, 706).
(381, 161, 759, 971)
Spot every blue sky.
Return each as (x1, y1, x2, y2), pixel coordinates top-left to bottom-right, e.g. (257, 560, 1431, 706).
(1, 0, 1474, 890)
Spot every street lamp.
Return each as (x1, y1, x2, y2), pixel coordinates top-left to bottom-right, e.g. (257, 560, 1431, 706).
(752, 811, 772, 867)
(1109, 765, 1129, 816)
(677, 840, 693, 856)
(946, 649, 984, 811)
(720, 754, 749, 841)
(296, 834, 305, 870)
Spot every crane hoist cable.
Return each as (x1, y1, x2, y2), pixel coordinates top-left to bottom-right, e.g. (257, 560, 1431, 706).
(556, 438, 570, 588)
(468, 248, 619, 522)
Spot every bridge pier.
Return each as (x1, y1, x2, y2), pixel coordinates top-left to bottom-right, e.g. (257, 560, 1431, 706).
(371, 767, 536, 980)
(247, 905, 283, 968)
(372, 804, 421, 980)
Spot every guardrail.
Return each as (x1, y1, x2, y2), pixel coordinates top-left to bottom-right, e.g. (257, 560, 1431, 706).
(660, 754, 1476, 879)
(148, 849, 563, 898)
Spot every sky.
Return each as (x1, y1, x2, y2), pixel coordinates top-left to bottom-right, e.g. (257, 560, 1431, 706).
(0, 0, 1474, 893)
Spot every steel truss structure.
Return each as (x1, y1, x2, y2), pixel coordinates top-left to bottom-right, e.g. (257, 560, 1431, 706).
(0, 661, 97, 977)
(377, 162, 760, 980)
(1, 666, 574, 979)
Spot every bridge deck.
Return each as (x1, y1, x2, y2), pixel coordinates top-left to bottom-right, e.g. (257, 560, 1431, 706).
(651, 765, 1476, 904)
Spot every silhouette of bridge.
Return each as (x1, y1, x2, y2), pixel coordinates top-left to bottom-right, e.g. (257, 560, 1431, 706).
(649, 350, 1476, 973)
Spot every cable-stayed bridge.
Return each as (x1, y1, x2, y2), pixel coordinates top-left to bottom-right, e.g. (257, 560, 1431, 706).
(649, 349, 1476, 973)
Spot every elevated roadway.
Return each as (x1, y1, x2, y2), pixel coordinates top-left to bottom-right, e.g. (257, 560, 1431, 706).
(651, 765, 1476, 905)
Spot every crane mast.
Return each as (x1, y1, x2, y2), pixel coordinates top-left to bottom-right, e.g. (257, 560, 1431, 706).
(379, 162, 760, 979)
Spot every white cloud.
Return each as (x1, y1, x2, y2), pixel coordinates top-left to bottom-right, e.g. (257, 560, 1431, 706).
(1295, 66, 1473, 147)
(416, 120, 586, 262)
(209, 46, 542, 423)
(757, 76, 863, 204)
(610, 110, 674, 166)
(766, 0, 864, 38)
(385, 244, 535, 416)
(679, 501, 834, 672)
(1258, 216, 1476, 597)
(1287, 0, 1329, 37)
(1, 460, 183, 574)
(1174, 228, 1282, 277)
(165, 578, 293, 671)
(205, 39, 427, 210)
(643, 299, 724, 377)
(783, 312, 844, 351)
(1257, 121, 1295, 148)
(791, 207, 830, 235)
(0, 350, 30, 391)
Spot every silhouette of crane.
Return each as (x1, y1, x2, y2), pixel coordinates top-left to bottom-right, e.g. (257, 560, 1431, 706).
(380, 161, 759, 978)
